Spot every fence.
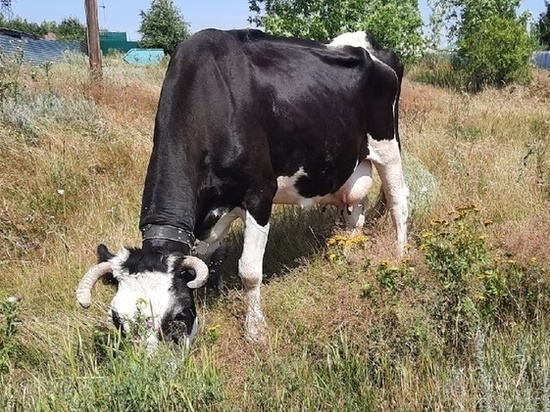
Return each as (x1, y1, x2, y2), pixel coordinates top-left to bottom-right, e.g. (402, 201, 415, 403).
(532, 51, 550, 69)
(99, 31, 139, 55)
(0, 32, 82, 65)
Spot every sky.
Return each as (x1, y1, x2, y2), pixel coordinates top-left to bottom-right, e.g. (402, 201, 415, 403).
(4, 0, 546, 41)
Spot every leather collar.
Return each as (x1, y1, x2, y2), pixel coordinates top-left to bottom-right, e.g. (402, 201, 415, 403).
(141, 224, 196, 249)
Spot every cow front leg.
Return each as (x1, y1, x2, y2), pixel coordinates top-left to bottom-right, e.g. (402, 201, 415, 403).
(238, 210, 270, 342)
(368, 138, 409, 254)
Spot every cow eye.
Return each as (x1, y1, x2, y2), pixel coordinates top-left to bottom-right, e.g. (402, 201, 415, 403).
(102, 273, 118, 286)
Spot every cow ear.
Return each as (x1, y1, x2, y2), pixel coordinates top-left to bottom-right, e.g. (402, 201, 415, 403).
(97, 244, 115, 263)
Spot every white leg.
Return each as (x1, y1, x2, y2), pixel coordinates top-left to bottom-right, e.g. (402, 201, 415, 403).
(199, 208, 240, 263)
(238, 210, 269, 342)
(368, 138, 409, 254)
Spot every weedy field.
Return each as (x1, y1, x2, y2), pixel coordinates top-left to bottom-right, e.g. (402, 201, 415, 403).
(1, 51, 549, 411)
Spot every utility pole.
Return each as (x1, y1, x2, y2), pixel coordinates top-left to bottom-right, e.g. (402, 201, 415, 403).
(1, 0, 14, 21)
(84, 0, 102, 79)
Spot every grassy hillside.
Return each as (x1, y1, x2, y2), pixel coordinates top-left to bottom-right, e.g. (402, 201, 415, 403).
(1, 52, 549, 411)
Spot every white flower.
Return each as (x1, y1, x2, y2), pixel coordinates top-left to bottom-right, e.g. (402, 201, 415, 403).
(57, 189, 65, 195)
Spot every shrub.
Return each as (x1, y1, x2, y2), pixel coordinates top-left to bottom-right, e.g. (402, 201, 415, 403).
(456, 15, 534, 91)
(420, 205, 550, 353)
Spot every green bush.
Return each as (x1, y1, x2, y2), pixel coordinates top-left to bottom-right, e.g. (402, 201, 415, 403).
(420, 205, 550, 353)
(457, 15, 534, 91)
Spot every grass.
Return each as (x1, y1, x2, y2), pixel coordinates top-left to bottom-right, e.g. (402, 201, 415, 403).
(0, 50, 549, 411)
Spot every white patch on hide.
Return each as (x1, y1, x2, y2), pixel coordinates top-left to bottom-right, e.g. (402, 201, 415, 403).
(201, 207, 241, 244)
(199, 207, 242, 264)
(272, 161, 374, 232)
(367, 135, 401, 165)
(273, 167, 309, 205)
(109, 268, 173, 334)
(107, 250, 196, 342)
(328, 31, 398, 82)
(274, 163, 373, 211)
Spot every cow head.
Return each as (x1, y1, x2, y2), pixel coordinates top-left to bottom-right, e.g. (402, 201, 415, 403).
(76, 244, 209, 351)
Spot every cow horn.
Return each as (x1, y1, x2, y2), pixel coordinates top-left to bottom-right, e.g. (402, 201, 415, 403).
(182, 256, 209, 289)
(76, 261, 113, 308)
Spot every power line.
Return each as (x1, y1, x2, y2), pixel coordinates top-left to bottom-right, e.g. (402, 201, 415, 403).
(98, 0, 106, 28)
(1, 0, 14, 20)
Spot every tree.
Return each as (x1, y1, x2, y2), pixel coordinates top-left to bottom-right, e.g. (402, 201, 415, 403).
(431, 0, 534, 90)
(56, 17, 86, 41)
(39, 20, 58, 35)
(458, 14, 533, 90)
(0, 15, 45, 37)
(536, 1, 550, 49)
(248, 0, 424, 61)
(138, 0, 190, 55)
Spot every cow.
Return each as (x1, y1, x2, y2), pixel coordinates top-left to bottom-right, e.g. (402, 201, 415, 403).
(76, 29, 408, 350)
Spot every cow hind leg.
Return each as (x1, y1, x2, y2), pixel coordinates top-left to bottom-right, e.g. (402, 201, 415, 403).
(238, 209, 271, 342)
(368, 139, 409, 254)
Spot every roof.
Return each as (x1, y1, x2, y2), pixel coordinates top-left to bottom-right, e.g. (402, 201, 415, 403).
(0, 30, 83, 64)
(0, 28, 39, 40)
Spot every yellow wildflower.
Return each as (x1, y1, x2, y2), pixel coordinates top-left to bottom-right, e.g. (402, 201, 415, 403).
(208, 324, 221, 332)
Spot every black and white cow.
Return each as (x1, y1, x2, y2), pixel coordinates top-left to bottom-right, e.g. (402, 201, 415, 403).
(76, 29, 408, 349)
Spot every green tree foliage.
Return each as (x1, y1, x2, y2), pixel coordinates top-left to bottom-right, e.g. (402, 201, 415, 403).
(248, 0, 424, 61)
(138, 0, 190, 55)
(430, 0, 534, 91)
(458, 15, 533, 90)
(56, 17, 86, 41)
(537, 1, 550, 49)
(0, 14, 85, 41)
(40, 20, 58, 35)
(0, 15, 45, 37)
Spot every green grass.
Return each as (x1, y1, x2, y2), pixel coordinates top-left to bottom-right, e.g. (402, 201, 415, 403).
(1, 53, 549, 411)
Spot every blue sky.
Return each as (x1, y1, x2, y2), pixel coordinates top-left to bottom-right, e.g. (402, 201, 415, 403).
(5, 0, 546, 41)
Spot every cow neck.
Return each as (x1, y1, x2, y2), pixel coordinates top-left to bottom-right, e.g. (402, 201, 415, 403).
(141, 224, 196, 252)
